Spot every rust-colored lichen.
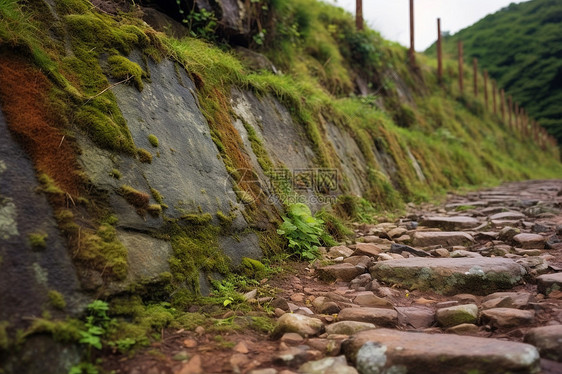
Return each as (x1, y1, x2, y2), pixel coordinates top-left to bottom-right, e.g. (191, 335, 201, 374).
(0, 54, 81, 196)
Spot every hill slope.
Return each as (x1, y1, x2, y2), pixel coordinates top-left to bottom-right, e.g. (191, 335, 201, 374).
(426, 0, 562, 143)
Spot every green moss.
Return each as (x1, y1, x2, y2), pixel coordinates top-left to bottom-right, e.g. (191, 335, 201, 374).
(23, 317, 82, 342)
(249, 316, 275, 333)
(180, 213, 213, 225)
(242, 121, 273, 171)
(314, 210, 353, 241)
(147, 204, 162, 217)
(110, 168, 122, 179)
(37, 173, 63, 195)
(75, 106, 135, 154)
(28, 232, 48, 250)
(53, 0, 90, 15)
(169, 312, 207, 330)
(107, 55, 145, 91)
(240, 257, 266, 279)
(0, 321, 9, 350)
(137, 148, 153, 163)
(80, 223, 129, 280)
(148, 134, 159, 147)
(120, 185, 150, 209)
(47, 290, 66, 310)
(216, 210, 235, 227)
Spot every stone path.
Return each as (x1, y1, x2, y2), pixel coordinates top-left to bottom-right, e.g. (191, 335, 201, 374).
(252, 180, 562, 374)
(105, 180, 562, 374)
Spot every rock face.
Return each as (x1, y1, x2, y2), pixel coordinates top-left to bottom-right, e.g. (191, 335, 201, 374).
(370, 258, 526, 295)
(412, 231, 474, 247)
(343, 329, 541, 374)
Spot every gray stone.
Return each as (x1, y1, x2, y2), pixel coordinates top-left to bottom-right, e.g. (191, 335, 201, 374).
(325, 321, 377, 336)
(524, 325, 562, 362)
(117, 231, 172, 283)
(317, 263, 364, 282)
(299, 356, 358, 374)
(450, 249, 483, 258)
(327, 246, 354, 259)
(337, 308, 398, 327)
(436, 304, 478, 327)
(412, 231, 474, 247)
(480, 308, 535, 327)
(370, 257, 526, 295)
(395, 307, 435, 329)
(390, 243, 429, 257)
(421, 216, 480, 230)
(272, 313, 324, 339)
(489, 211, 526, 221)
(513, 233, 546, 249)
(387, 227, 407, 238)
(498, 226, 521, 242)
(536, 273, 562, 295)
(343, 329, 540, 374)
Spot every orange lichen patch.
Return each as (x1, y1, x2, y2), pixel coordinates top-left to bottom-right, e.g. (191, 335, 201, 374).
(0, 54, 81, 196)
(205, 88, 262, 203)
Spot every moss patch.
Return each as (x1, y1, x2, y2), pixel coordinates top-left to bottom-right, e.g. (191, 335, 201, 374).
(107, 54, 145, 91)
(148, 134, 159, 147)
(137, 148, 152, 163)
(28, 232, 48, 250)
(48, 290, 66, 310)
(120, 185, 150, 209)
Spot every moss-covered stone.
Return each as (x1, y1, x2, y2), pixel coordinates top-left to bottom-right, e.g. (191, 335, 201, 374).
(47, 290, 66, 310)
(107, 55, 145, 91)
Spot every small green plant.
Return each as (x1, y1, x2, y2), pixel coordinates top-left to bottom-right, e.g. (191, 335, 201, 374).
(79, 300, 111, 350)
(148, 134, 159, 147)
(28, 232, 47, 249)
(277, 203, 333, 260)
(48, 290, 66, 310)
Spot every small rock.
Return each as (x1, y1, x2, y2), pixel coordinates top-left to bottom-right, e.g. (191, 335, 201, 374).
(450, 250, 482, 258)
(272, 313, 324, 339)
(290, 293, 305, 302)
(536, 272, 562, 295)
(412, 231, 474, 247)
(233, 341, 249, 353)
(445, 323, 479, 335)
(387, 227, 407, 238)
(325, 321, 377, 336)
(490, 211, 526, 221)
(498, 226, 521, 242)
(271, 298, 290, 311)
(307, 338, 342, 356)
(354, 243, 383, 257)
(183, 338, 198, 348)
(337, 308, 398, 327)
(298, 355, 358, 374)
(433, 247, 450, 257)
(481, 292, 532, 310)
(344, 256, 372, 267)
(480, 308, 535, 327)
(396, 306, 435, 329)
(173, 351, 190, 361)
(194, 326, 205, 335)
(327, 245, 355, 258)
(513, 233, 546, 249)
(317, 263, 364, 282)
(280, 333, 304, 345)
(230, 353, 250, 369)
(177, 354, 203, 374)
(275, 308, 286, 317)
(390, 243, 430, 257)
(248, 369, 278, 374)
(436, 304, 478, 327)
(243, 289, 258, 301)
(524, 325, 562, 362)
(353, 292, 393, 309)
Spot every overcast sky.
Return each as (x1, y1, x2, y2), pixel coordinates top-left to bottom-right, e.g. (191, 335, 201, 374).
(324, 0, 530, 51)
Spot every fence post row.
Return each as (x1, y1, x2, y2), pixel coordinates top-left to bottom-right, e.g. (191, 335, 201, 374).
(437, 18, 443, 84)
(356, 0, 363, 30)
(409, 0, 415, 66)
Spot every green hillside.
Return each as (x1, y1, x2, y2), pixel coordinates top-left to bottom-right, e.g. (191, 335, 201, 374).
(426, 0, 562, 144)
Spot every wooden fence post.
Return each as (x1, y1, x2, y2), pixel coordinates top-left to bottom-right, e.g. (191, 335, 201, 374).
(356, 0, 363, 30)
(508, 96, 513, 129)
(500, 89, 506, 123)
(514, 102, 519, 133)
(483, 71, 489, 110)
(458, 41, 464, 95)
(473, 58, 478, 97)
(492, 80, 497, 115)
(437, 18, 442, 84)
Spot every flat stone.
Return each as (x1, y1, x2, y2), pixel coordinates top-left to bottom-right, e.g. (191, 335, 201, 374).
(445, 323, 480, 335)
(353, 292, 393, 309)
(412, 231, 474, 247)
(480, 308, 535, 327)
(450, 250, 482, 258)
(421, 216, 480, 230)
(327, 245, 354, 259)
(445, 201, 489, 210)
(337, 308, 398, 327)
(325, 321, 377, 336)
(436, 304, 478, 327)
(343, 329, 540, 374)
(306, 338, 342, 356)
(474, 232, 499, 241)
(280, 333, 305, 345)
(248, 369, 278, 374)
(317, 263, 364, 282)
(370, 257, 526, 295)
(395, 307, 435, 329)
(387, 227, 407, 238)
(524, 325, 562, 362)
(298, 356, 358, 374)
(390, 243, 430, 257)
(513, 233, 546, 249)
(481, 292, 533, 309)
(498, 226, 521, 242)
(354, 243, 383, 257)
(272, 313, 324, 339)
(536, 273, 562, 295)
(489, 211, 526, 220)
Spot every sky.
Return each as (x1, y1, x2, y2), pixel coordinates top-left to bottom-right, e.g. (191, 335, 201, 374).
(324, 0, 530, 51)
